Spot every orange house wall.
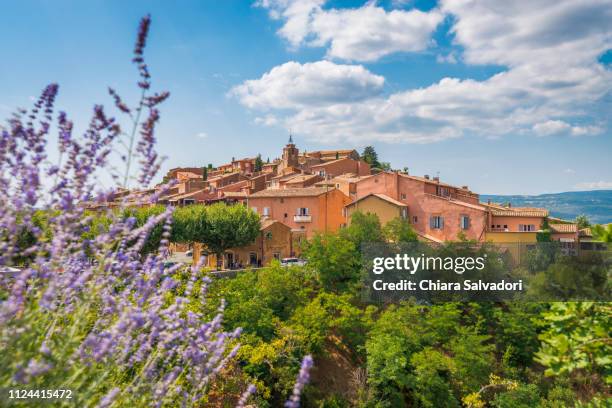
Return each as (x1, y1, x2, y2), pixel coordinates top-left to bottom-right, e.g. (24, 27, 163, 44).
(311, 158, 371, 178)
(248, 189, 350, 238)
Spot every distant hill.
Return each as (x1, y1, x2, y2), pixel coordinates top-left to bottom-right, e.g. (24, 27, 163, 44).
(481, 190, 612, 225)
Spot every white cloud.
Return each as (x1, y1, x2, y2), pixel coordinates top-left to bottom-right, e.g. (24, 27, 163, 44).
(240, 0, 611, 144)
(570, 125, 603, 136)
(533, 120, 604, 137)
(564, 168, 575, 174)
(533, 120, 571, 136)
(229, 60, 384, 109)
(575, 181, 612, 190)
(256, 0, 444, 61)
(436, 52, 458, 64)
(196, 132, 208, 139)
(254, 114, 279, 126)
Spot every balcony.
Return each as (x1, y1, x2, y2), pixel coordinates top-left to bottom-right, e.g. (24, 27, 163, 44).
(294, 215, 312, 223)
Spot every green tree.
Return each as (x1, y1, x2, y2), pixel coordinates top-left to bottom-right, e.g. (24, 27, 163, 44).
(591, 223, 612, 242)
(575, 214, 591, 229)
(384, 217, 418, 243)
(361, 146, 380, 168)
(379, 161, 392, 171)
(203, 203, 260, 268)
(303, 233, 361, 291)
(174, 203, 260, 268)
(202, 166, 208, 181)
(535, 302, 611, 382)
(536, 219, 551, 242)
(410, 349, 459, 408)
(491, 384, 540, 408)
(254, 154, 264, 172)
(341, 211, 384, 250)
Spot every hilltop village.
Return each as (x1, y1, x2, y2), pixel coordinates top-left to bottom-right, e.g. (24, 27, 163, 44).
(101, 137, 595, 269)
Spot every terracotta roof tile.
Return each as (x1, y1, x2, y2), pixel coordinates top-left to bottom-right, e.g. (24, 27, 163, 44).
(549, 223, 577, 233)
(346, 193, 407, 208)
(249, 187, 334, 198)
(490, 208, 549, 217)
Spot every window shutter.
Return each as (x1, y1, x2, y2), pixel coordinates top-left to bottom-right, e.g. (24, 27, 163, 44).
(440, 217, 444, 229)
(430, 216, 434, 228)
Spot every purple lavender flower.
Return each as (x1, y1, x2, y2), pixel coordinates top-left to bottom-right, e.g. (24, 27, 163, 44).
(285, 355, 314, 408)
(236, 384, 257, 408)
(0, 14, 246, 407)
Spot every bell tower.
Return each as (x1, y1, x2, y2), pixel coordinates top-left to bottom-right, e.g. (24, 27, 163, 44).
(282, 133, 299, 169)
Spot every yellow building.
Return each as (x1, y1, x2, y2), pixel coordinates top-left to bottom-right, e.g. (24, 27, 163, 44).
(345, 193, 408, 226)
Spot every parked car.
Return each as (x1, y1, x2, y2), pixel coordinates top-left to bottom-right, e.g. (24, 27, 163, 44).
(280, 257, 307, 267)
(185, 250, 193, 257)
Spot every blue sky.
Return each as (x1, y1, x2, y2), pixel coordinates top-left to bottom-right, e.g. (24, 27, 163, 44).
(1, 0, 610, 195)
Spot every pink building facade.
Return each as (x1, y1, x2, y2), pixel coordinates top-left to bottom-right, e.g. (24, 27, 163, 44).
(353, 172, 487, 241)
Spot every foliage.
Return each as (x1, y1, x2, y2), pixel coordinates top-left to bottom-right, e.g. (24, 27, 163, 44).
(341, 211, 385, 250)
(303, 233, 361, 291)
(535, 302, 611, 383)
(255, 154, 264, 172)
(536, 219, 552, 242)
(0, 15, 251, 407)
(591, 223, 612, 242)
(383, 217, 418, 243)
(173, 203, 260, 266)
(576, 214, 591, 229)
(361, 146, 380, 168)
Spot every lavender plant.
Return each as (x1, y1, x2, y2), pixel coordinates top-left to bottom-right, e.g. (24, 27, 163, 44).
(0, 15, 244, 407)
(285, 355, 314, 408)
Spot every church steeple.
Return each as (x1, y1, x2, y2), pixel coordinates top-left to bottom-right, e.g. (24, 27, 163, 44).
(281, 131, 299, 170)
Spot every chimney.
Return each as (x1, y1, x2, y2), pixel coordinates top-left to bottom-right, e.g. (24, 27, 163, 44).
(487, 199, 491, 204)
(433, 176, 440, 182)
(462, 185, 468, 190)
(424, 174, 430, 180)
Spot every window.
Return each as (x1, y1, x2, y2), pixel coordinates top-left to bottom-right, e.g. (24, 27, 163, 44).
(297, 207, 309, 216)
(183, 199, 195, 205)
(318, 170, 326, 177)
(280, 198, 284, 203)
(265, 231, 272, 240)
(342, 208, 348, 217)
(503, 225, 508, 229)
(284, 213, 288, 218)
(251, 207, 258, 214)
(400, 193, 406, 200)
(413, 216, 418, 224)
(401, 208, 408, 219)
(336, 183, 340, 188)
(460, 215, 470, 230)
(437, 186, 450, 197)
(273, 252, 280, 260)
(430, 215, 444, 229)
(519, 224, 536, 232)
(263, 207, 270, 216)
